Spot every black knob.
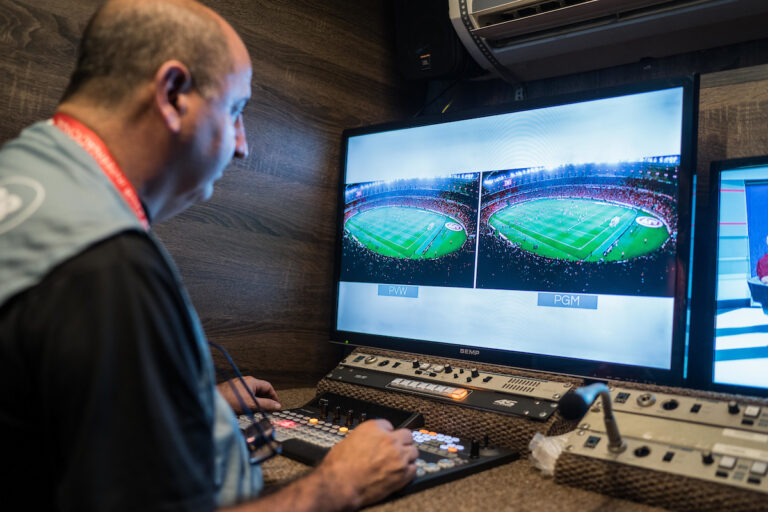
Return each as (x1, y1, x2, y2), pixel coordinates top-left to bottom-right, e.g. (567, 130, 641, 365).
(333, 405, 341, 422)
(319, 398, 328, 418)
(444, 364, 452, 373)
(483, 434, 490, 447)
(359, 411, 367, 423)
(345, 409, 354, 427)
(728, 401, 740, 415)
(471, 368, 480, 378)
(702, 451, 714, 465)
(470, 439, 480, 459)
(412, 360, 419, 368)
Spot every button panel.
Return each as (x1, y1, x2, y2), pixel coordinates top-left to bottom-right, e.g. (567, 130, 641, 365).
(341, 351, 571, 401)
(390, 378, 469, 400)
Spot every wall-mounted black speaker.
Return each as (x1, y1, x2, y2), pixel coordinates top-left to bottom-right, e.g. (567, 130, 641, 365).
(393, 0, 482, 81)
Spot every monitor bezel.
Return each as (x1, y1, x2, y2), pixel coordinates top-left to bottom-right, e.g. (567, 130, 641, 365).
(688, 154, 768, 397)
(331, 76, 699, 387)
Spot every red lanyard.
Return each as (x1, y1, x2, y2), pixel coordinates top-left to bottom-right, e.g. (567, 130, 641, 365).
(52, 112, 149, 230)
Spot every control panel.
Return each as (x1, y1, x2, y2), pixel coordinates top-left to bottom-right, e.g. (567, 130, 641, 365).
(563, 386, 768, 494)
(242, 392, 519, 498)
(326, 351, 572, 420)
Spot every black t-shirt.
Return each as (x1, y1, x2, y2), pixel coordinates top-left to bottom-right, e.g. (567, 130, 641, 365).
(0, 231, 215, 511)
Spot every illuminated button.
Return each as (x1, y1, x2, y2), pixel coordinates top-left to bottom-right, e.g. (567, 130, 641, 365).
(719, 456, 737, 470)
(278, 420, 296, 428)
(309, 418, 319, 424)
(751, 461, 768, 476)
(447, 447, 458, 453)
(451, 389, 468, 400)
(419, 429, 430, 434)
(338, 427, 349, 433)
(429, 431, 437, 436)
(745, 406, 762, 418)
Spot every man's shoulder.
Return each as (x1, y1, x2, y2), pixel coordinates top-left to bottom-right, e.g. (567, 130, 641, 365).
(54, 230, 168, 277)
(0, 231, 175, 318)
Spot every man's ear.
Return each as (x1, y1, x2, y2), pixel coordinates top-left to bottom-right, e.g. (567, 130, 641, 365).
(154, 60, 193, 134)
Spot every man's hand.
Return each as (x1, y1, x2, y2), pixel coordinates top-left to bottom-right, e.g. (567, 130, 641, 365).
(216, 377, 281, 413)
(316, 419, 418, 509)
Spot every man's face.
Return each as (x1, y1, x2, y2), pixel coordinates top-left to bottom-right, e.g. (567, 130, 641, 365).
(182, 57, 251, 204)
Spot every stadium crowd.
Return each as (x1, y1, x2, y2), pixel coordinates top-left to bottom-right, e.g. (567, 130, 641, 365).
(477, 231, 675, 297)
(340, 231, 475, 288)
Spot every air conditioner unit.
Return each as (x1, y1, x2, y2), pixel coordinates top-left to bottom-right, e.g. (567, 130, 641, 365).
(449, 0, 768, 82)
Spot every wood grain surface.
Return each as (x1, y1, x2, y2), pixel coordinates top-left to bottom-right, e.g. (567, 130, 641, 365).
(2, 0, 768, 392)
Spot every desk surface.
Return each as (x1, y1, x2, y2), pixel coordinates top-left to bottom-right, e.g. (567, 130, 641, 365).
(261, 388, 666, 512)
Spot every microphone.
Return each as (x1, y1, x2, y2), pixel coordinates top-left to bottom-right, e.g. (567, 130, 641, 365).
(559, 383, 627, 454)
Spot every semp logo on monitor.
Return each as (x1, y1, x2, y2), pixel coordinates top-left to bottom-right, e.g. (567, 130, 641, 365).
(459, 348, 480, 356)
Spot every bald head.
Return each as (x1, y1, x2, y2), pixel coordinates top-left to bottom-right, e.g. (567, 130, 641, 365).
(61, 0, 236, 105)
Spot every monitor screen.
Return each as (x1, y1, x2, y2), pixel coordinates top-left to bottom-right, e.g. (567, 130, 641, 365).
(332, 78, 697, 385)
(691, 156, 768, 393)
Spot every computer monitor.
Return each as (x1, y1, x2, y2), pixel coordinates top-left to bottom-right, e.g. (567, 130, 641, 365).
(689, 155, 768, 395)
(332, 77, 698, 385)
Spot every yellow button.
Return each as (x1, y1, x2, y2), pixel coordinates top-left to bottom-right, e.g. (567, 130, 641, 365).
(309, 418, 319, 424)
(419, 429, 430, 434)
(428, 431, 437, 436)
(338, 427, 349, 433)
(447, 447, 458, 453)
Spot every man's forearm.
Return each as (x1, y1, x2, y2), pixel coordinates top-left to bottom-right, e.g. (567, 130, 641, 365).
(219, 465, 360, 512)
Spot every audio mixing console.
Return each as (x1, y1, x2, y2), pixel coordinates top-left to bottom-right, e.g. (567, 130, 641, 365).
(556, 383, 768, 511)
(240, 392, 519, 497)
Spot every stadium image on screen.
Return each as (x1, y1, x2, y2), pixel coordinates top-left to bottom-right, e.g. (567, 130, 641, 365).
(340, 174, 479, 287)
(477, 159, 679, 296)
(712, 167, 768, 389)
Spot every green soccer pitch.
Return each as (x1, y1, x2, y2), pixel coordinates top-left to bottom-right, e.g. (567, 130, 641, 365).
(488, 197, 670, 262)
(346, 206, 468, 260)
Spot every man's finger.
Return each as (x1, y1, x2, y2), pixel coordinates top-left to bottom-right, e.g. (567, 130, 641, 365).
(255, 398, 282, 412)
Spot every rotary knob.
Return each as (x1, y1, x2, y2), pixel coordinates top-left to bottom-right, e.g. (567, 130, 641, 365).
(345, 409, 354, 427)
(412, 360, 419, 369)
(701, 451, 714, 465)
(471, 368, 480, 378)
(444, 364, 452, 373)
(728, 401, 740, 415)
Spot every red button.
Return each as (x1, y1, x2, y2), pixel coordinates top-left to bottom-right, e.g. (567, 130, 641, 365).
(279, 420, 296, 428)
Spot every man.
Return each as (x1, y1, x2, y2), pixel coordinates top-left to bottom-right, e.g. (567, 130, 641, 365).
(758, 235, 768, 284)
(0, 0, 417, 510)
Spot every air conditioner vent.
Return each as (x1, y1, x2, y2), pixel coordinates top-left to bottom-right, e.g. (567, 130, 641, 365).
(479, 0, 600, 28)
(449, 0, 768, 81)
